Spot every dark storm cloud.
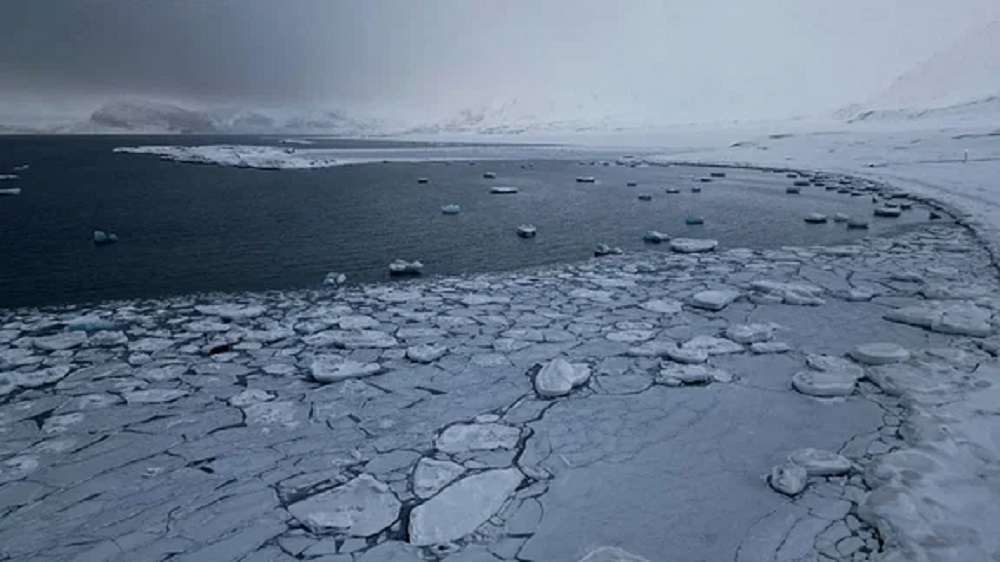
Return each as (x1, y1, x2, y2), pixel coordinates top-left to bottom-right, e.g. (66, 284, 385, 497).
(0, 0, 996, 122)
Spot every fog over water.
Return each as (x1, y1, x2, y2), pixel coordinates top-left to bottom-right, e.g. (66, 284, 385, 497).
(0, 0, 996, 124)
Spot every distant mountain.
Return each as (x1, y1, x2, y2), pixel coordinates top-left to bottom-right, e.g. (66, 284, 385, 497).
(49, 100, 380, 135)
(837, 20, 1000, 123)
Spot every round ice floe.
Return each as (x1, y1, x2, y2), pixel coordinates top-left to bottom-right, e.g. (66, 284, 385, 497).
(638, 193, 652, 201)
(665, 346, 708, 364)
(441, 204, 461, 214)
(323, 272, 347, 286)
(804, 213, 828, 224)
(685, 215, 704, 225)
(849, 343, 910, 366)
(791, 370, 856, 397)
(670, 238, 718, 253)
(788, 448, 852, 476)
(769, 463, 807, 496)
(833, 213, 850, 223)
(847, 219, 869, 230)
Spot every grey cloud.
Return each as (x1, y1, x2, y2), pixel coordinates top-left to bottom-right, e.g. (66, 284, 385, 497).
(0, 0, 995, 123)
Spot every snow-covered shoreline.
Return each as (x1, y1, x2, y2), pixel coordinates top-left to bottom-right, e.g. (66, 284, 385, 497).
(6, 121, 999, 560)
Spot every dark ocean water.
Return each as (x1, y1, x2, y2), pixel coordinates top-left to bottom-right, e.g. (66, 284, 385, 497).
(0, 135, 935, 309)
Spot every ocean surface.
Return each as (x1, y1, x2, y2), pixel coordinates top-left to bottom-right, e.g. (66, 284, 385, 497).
(0, 135, 936, 309)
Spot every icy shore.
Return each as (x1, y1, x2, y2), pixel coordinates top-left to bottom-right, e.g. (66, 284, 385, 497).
(1, 216, 995, 560)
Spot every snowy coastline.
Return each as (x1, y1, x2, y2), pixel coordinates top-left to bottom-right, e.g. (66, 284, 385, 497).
(5, 125, 999, 560)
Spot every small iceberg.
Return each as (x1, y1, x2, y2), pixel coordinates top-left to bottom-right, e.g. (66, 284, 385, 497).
(0, 187, 21, 196)
(516, 224, 537, 238)
(691, 186, 702, 193)
(833, 213, 850, 223)
(710, 172, 726, 178)
(786, 186, 801, 194)
(847, 219, 869, 230)
(899, 201, 913, 210)
(665, 187, 681, 194)
(13, 164, 29, 172)
(793, 180, 809, 187)
(0, 174, 17, 180)
(417, 177, 429, 184)
(389, 259, 424, 276)
(483, 172, 497, 179)
(576, 176, 596, 183)
(627, 181, 638, 187)
(685, 215, 704, 225)
(441, 204, 461, 215)
(594, 243, 623, 257)
(323, 272, 347, 286)
(490, 186, 518, 194)
(637, 193, 652, 201)
(699, 177, 712, 183)
(93, 230, 119, 246)
(803, 213, 828, 224)
(643, 230, 670, 243)
(874, 206, 902, 218)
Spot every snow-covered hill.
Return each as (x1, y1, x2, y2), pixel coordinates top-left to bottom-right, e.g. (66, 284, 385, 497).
(405, 97, 643, 135)
(837, 20, 1000, 125)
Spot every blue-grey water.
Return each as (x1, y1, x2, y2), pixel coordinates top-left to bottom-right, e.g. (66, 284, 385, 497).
(0, 135, 935, 309)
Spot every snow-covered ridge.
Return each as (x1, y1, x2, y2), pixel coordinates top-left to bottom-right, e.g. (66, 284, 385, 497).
(111, 143, 581, 170)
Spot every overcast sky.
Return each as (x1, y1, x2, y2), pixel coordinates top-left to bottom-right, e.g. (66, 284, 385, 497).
(0, 0, 995, 124)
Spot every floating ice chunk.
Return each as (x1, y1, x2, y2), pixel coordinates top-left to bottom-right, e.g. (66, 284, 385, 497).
(534, 358, 591, 397)
(389, 259, 424, 276)
(483, 171, 497, 179)
(691, 290, 741, 311)
(436, 423, 520, 453)
(665, 346, 708, 364)
(658, 364, 731, 386)
(788, 448, 852, 476)
(412, 458, 465, 499)
(641, 230, 670, 244)
(847, 218, 869, 229)
(637, 193, 652, 201)
(792, 370, 856, 397)
(665, 187, 681, 194)
(408, 468, 522, 546)
(196, 304, 266, 320)
(517, 224, 537, 238)
(786, 186, 802, 194)
(441, 204, 461, 214)
(576, 176, 596, 183)
(640, 298, 683, 314)
(417, 177, 429, 184)
(0, 188, 21, 196)
(874, 206, 902, 218)
(725, 324, 774, 344)
(670, 238, 718, 253)
(92, 230, 119, 245)
(310, 356, 382, 383)
(490, 186, 518, 194)
(288, 474, 400, 537)
(594, 243, 622, 257)
(323, 272, 347, 286)
(850, 343, 910, 365)
(407, 343, 447, 363)
(685, 215, 704, 225)
(804, 213, 828, 224)
(751, 341, 791, 354)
